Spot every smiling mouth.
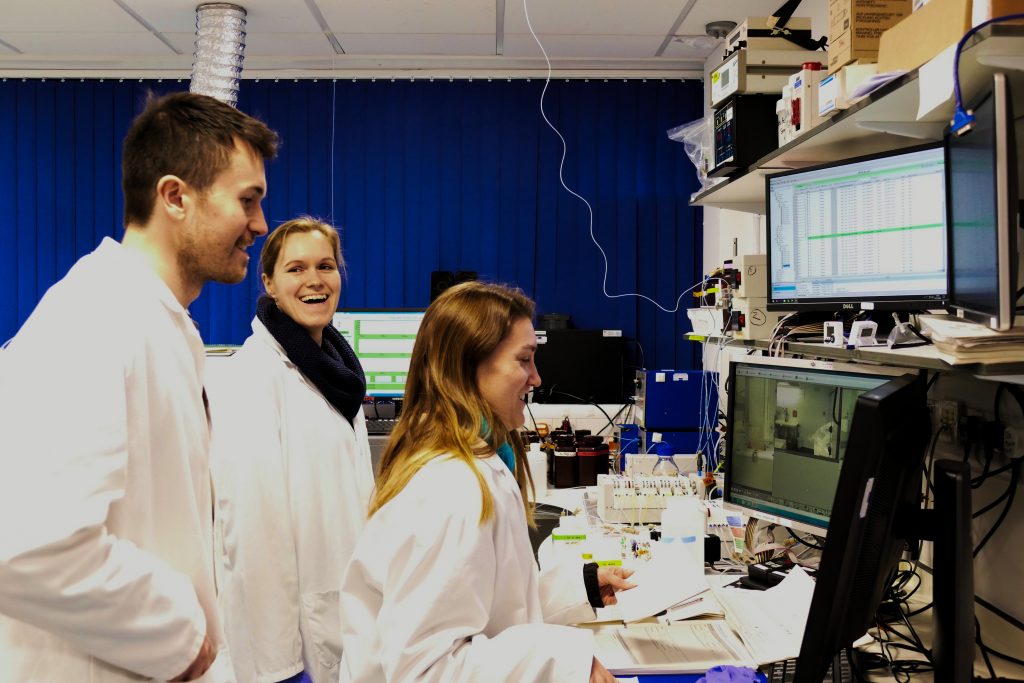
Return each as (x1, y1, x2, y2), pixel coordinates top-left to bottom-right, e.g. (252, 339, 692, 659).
(300, 294, 329, 304)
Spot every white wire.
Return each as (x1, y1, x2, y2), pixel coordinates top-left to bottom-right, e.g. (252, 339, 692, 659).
(330, 51, 337, 224)
(522, 0, 700, 314)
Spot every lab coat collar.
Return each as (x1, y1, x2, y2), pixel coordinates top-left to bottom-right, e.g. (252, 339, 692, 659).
(98, 237, 192, 320)
(249, 317, 293, 366)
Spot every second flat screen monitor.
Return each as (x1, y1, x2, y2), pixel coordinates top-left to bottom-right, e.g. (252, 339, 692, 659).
(332, 309, 425, 398)
(766, 144, 948, 312)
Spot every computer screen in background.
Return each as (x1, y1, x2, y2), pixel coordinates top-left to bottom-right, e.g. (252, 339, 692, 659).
(946, 71, 1018, 331)
(332, 309, 425, 397)
(766, 143, 948, 312)
(723, 357, 909, 535)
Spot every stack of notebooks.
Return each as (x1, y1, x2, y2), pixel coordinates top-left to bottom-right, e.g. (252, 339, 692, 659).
(917, 315, 1024, 365)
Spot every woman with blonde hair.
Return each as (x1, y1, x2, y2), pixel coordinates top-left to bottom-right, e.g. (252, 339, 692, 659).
(209, 217, 375, 683)
(338, 281, 633, 683)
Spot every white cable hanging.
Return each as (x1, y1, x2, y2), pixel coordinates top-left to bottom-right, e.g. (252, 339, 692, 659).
(190, 3, 247, 107)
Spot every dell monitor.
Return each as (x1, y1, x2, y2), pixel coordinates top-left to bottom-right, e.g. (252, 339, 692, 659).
(793, 372, 974, 683)
(946, 71, 1019, 331)
(723, 356, 911, 536)
(332, 309, 425, 398)
(766, 143, 948, 312)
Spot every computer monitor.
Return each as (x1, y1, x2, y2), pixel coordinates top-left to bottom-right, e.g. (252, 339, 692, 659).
(332, 309, 425, 398)
(766, 143, 948, 312)
(723, 356, 911, 535)
(945, 71, 1019, 331)
(793, 372, 973, 683)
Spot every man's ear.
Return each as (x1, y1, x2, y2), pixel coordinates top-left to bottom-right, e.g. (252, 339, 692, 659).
(155, 175, 188, 220)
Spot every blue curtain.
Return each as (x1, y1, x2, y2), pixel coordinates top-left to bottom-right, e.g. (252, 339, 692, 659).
(0, 77, 704, 369)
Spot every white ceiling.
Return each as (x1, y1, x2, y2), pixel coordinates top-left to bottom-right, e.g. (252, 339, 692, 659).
(0, 0, 829, 78)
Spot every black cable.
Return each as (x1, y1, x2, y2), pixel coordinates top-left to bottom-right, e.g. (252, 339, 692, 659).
(974, 459, 1020, 556)
(976, 617, 997, 680)
(785, 527, 824, 550)
(628, 339, 646, 370)
(926, 371, 941, 393)
(980, 641, 1024, 668)
(542, 390, 617, 435)
(524, 397, 538, 433)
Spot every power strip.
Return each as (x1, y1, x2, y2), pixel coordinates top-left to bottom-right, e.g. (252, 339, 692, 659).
(596, 473, 706, 523)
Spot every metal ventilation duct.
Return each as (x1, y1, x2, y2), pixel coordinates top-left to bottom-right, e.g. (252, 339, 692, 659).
(189, 3, 247, 107)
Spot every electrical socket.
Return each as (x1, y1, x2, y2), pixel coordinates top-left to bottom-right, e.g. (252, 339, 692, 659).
(1004, 427, 1024, 459)
(935, 400, 959, 443)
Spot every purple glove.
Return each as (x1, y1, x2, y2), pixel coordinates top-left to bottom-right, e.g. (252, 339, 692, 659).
(696, 664, 761, 683)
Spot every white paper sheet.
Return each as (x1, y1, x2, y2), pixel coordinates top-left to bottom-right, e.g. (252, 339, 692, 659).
(713, 566, 816, 664)
(917, 45, 957, 120)
(594, 621, 758, 675)
(614, 548, 710, 622)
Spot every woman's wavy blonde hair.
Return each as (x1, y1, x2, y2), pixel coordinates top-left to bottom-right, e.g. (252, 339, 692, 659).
(369, 281, 537, 527)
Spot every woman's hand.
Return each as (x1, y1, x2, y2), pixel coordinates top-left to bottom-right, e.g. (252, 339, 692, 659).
(589, 657, 617, 683)
(597, 566, 637, 606)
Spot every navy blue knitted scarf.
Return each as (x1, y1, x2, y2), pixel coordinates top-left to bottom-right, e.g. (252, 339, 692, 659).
(256, 294, 366, 424)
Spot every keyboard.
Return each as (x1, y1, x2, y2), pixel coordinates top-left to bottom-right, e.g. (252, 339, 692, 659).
(768, 648, 855, 683)
(365, 418, 397, 435)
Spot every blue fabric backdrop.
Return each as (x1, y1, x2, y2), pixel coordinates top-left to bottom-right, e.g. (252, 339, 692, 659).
(0, 77, 703, 369)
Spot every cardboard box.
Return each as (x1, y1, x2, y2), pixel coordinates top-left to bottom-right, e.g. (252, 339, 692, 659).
(828, 0, 913, 72)
(877, 0, 970, 73)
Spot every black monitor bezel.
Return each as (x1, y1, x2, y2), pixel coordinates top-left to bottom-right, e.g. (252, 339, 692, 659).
(722, 356, 911, 536)
(792, 372, 931, 683)
(765, 142, 949, 312)
(944, 71, 1018, 331)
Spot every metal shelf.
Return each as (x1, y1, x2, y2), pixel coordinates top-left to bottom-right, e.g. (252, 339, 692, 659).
(690, 26, 1024, 213)
(715, 337, 1024, 377)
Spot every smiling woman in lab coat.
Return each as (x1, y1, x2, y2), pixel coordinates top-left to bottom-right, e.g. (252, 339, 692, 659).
(338, 281, 631, 683)
(209, 217, 375, 683)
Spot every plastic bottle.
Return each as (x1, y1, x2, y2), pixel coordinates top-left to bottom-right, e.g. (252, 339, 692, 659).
(660, 496, 705, 571)
(526, 441, 548, 499)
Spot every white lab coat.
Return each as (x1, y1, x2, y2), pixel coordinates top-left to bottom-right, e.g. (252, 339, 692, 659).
(338, 451, 597, 683)
(0, 238, 233, 683)
(209, 319, 375, 683)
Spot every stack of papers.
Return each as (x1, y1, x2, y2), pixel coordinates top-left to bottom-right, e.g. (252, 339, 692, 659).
(593, 567, 817, 675)
(918, 315, 1024, 364)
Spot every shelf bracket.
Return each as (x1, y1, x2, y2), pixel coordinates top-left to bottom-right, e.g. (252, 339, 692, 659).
(976, 54, 1024, 71)
(855, 120, 947, 139)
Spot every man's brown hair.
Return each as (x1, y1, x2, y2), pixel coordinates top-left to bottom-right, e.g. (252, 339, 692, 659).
(122, 92, 279, 226)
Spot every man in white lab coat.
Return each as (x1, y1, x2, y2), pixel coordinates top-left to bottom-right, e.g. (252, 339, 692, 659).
(0, 92, 278, 683)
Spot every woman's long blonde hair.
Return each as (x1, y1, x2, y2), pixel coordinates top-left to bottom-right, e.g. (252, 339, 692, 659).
(369, 281, 536, 526)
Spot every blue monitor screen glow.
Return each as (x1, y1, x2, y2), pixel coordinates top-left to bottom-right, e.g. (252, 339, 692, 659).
(332, 309, 425, 398)
(766, 143, 948, 312)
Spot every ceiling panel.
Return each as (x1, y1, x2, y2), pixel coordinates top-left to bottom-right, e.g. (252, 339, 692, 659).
(503, 34, 671, 59)
(1, 32, 175, 55)
(319, 0, 494, 35)
(338, 33, 495, 55)
(1, 0, 142, 32)
(504, 0, 685, 35)
(129, 0, 323, 33)
(246, 32, 346, 56)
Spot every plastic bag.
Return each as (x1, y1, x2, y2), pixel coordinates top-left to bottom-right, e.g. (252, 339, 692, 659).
(667, 116, 724, 196)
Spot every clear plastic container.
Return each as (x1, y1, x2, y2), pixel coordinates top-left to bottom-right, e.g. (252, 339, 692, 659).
(651, 442, 679, 477)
